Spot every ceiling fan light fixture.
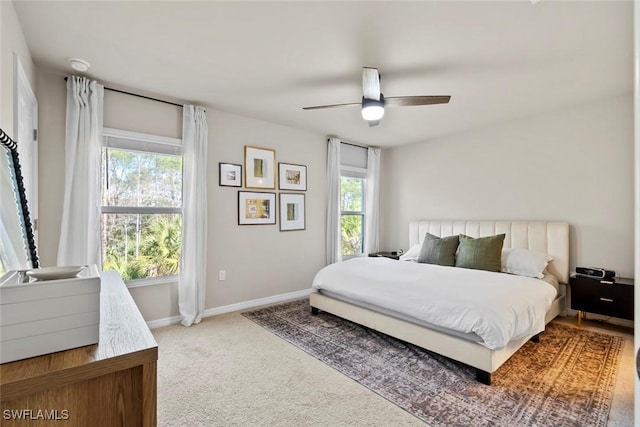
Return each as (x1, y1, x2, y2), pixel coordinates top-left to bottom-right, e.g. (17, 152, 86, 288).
(361, 97, 385, 121)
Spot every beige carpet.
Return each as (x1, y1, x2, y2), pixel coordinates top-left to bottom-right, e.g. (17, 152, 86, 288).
(153, 305, 634, 427)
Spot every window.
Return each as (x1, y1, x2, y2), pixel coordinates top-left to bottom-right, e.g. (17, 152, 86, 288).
(339, 143, 369, 258)
(340, 170, 366, 257)
(340, 142, 367, 258)
(101, 129, 182, 283)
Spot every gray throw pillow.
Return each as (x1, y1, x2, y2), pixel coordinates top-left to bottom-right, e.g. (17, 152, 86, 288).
(417, 233, 460, 266)
(455, 234, 506, 272)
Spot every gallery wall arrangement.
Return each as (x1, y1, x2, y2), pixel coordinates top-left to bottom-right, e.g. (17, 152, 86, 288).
(219, 145, 307, 230)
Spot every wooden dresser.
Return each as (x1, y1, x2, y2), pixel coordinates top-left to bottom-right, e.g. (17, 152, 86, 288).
(0, 271, 158, 426)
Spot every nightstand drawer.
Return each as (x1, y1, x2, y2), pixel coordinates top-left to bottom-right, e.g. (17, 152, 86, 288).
(570, 276, 634, 320)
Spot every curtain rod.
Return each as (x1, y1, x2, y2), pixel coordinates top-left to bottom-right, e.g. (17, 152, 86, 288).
(105, 87, 183, 108)
(328, 138, 369, 149)
(64, 77, 183, 108)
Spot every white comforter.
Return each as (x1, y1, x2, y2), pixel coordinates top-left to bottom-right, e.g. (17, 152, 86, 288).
(312, 257, 557, 350)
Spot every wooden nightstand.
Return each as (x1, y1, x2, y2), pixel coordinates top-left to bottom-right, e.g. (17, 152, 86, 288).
(368, 252, 401, 260)
(569, 275, 634, 325)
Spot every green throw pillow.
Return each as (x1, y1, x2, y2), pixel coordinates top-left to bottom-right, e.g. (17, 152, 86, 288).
(417, 233, 460, 266)
(455, 234, 506, 272)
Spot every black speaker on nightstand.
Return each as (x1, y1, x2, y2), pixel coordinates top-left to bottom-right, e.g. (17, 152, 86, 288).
(575, 267, 616, 280)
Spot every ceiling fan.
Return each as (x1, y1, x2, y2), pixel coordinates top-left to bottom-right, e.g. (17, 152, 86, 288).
(303, 67, 451, 127)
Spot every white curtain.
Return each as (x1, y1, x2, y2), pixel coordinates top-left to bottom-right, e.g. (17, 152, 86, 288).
(365, 147, 381, 254)
(58, 76, 103, 266)
(326, 137, 341, 264)
(0, 216, 22, 271)
(179, 105, 208, 327)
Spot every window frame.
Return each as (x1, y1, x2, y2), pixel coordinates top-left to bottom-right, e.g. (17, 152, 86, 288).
(101, 127, 183, 287)
(340, 165, 367, 259)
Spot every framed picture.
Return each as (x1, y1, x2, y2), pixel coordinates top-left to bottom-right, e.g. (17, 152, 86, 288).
(245, 146, 276, 189)
(279, 193, 305, 231)
(278, 163, 307, 191)
(238, 191, 276, 225)
(219, 163, 242, 187)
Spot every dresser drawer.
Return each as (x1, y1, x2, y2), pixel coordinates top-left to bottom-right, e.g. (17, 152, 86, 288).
(570, 276, 634, 320)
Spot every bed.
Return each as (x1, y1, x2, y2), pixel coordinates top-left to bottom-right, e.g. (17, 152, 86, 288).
(309, 220, 569, 385)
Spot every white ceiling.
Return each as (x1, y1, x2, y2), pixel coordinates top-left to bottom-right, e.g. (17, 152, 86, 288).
(14, 1, 633, 148)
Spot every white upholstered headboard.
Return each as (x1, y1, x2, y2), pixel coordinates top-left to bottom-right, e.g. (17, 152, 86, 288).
(409, 220, 570, 284)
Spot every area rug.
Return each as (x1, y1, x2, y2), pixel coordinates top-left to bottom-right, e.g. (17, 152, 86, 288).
(242, 299, 624, 427)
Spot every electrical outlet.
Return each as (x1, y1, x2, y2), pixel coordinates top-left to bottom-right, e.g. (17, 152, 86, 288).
(219, 270, 226, 281)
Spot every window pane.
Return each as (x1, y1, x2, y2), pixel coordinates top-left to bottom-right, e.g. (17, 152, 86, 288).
(341, 214, 363, 256)
(102, 148, 182, 208)
(340, 177, 364, 212)
(102, 213, 181, 280)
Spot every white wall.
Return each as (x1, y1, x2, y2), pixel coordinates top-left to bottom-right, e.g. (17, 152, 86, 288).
(207, 111, 326, 309)
(35, 71, 327, 321)
(35, 69, 66, 267)
(0, 0, 35, 136)
(381, 95, 634, 278)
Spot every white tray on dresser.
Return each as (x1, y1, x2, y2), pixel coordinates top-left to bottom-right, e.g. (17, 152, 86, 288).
(0, 264, 101, 364)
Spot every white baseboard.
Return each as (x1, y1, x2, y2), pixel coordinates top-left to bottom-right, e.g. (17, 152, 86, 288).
(147, 315, 183, 330)
(146, 288, 312, 329)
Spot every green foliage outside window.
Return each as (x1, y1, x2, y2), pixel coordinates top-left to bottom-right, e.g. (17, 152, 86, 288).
(103, 149, 182, 208)
(341, 176, 365, 256)
(102, 214, 182, 280)
(101, 147, 182, 281)
(341, 214, 363, 256)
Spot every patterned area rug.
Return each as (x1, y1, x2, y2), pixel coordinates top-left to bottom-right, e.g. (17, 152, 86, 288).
(242, 299, 624, 427)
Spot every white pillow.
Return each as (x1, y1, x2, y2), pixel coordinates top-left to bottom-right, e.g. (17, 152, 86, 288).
(399, 243, 422, 261)
(501, 248, 553, 279)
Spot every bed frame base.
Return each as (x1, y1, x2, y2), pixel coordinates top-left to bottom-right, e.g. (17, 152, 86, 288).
(476, 370, 491, 385)
(309, 291, 564, 384)
(311, 307, 536, 386)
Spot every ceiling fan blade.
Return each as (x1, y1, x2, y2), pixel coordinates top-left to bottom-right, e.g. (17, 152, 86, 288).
(385, 95, 451, 107)
(362, 67, 381, 101)
(302, 102, 361, 110)
(368, 120, 380, 127)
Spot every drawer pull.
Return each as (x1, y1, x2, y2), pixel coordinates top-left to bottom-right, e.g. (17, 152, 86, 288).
(600, 280, 614, 285)
(599, 297, 614, 303)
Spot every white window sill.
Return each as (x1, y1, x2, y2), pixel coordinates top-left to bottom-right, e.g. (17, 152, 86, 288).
(342, 254, 366, 260)
(125, 275, 178, 288)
